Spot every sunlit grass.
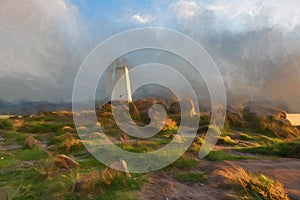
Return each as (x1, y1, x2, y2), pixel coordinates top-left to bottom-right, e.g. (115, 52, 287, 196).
(218, 163, 290, 200)
(205, 150, 247, 161)
(238, 140, 300, 158)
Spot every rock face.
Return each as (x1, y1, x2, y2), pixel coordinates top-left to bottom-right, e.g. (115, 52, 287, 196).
(244, 105, 287, 121)
(227, 105, 300, 139)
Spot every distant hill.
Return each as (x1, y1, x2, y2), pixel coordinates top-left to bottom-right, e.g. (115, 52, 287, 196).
(0, 100, 71, 115)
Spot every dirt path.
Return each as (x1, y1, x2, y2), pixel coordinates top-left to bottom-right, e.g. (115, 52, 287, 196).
(139, 173, 231, 200)
(139, 158, 300, 200)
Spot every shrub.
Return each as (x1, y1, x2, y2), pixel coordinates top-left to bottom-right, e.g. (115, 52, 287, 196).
(218, 163, 290, 200)
(169, 154, 198, 169)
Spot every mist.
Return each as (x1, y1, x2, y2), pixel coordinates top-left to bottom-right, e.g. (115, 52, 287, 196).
(0, 0, 87, 102)
(0, 0, 300, 112)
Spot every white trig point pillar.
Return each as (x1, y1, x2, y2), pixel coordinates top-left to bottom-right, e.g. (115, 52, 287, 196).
(112, 63, 132, 102)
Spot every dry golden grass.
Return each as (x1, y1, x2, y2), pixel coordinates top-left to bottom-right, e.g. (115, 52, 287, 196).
(63, 133, 82, 152)
(218, 163, 290, 200)
(162, 118, 178, 131)
(77, 170, 102, 192)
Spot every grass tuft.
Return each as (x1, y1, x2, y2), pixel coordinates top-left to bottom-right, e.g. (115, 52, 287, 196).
(218, 163, 290, 200)
(174, 172, 206, 183)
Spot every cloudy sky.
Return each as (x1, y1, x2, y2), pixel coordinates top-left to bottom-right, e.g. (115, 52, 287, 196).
(0, 0, 300, 111)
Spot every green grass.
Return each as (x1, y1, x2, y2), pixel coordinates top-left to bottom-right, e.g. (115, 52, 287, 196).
(74, 173, 146, 200)
(18, 123, 60, 133)
(104, 174, 146, 191)
(0, 154, 145, 200)
(230, 126, 276, 138)
(117, 140, 170, 153)
(0, 119, 13, 130)
(239, 132, 256, 141)
(222, 128, 285, 147)
(14, 148, 48, 161)
(168, 154, 198, 169)
(18, 122, 75, 134)
(218, 135, 238, 146)
(0, 154, 22, 169)
(174, 172, 206, 183)
(239, 141, 300, 158)
(99, 191, 140, 200)
(4, 184, 42, 200)
(1, 107, 297, 199)
(0, 112, 150, 200)
(0, 164, 48, 198)
(1, 132, 28, 145)
(76, 155, 105, 170)
(117, 141, 156, 153)
(205, 150, 247, 161)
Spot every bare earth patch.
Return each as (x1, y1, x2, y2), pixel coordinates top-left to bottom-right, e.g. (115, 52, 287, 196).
(139, 173, 231, 200)
(139, 158, 300, 200)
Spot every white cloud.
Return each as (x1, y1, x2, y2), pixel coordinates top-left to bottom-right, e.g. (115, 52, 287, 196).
(131, 14, 154, 24)
(170, 0, 201, 20)
(207, 0, 300, 32)
(167, 0, 300, 32)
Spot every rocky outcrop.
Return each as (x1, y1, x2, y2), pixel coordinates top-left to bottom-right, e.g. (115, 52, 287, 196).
(243, 105, 287, 121)
(169, 98, 196, 117)
(226, 105, 300, 139)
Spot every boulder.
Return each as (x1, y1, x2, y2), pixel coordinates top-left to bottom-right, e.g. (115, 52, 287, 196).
(244, 105, 287, 120)
(243, 105, 299, 138)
